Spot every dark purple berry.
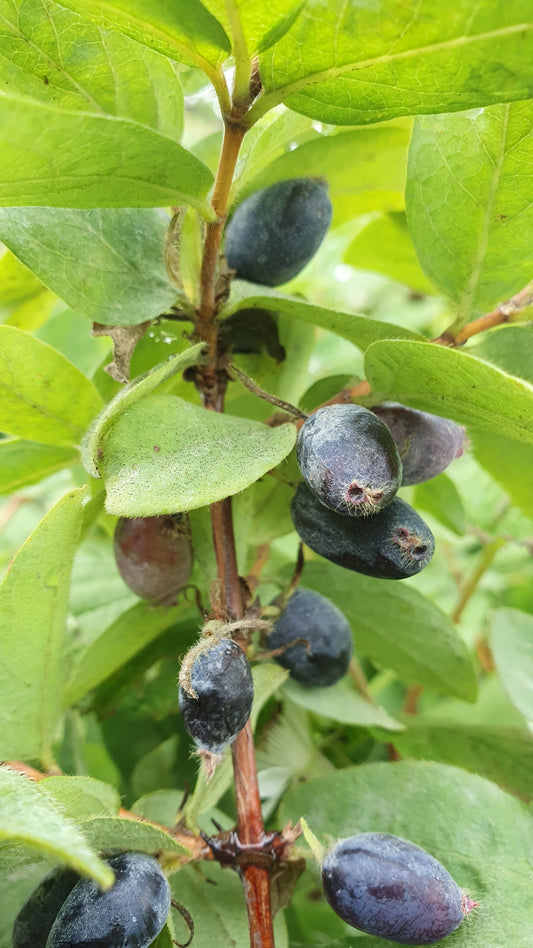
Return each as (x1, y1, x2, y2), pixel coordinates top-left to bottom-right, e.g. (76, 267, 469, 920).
(371, 403, 465, 485)
(296, 405, 402, 518)
(219, 308, 285, 362)
(322, 833, 475, 945)
(113, 514, 193, 603)
(291, 483, 434, 580)
(179, 639, 254, 759)
(225, 178, 332, 286)
(12, 867, 79, 948)
(267, 588, 352, 686)
(46, 851, 170, 948)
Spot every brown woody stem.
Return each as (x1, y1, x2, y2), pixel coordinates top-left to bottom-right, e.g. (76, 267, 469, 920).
(434, 278, 533, 347)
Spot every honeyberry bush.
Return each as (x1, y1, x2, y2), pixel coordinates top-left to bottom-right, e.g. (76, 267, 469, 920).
(0, 0, 533, 945)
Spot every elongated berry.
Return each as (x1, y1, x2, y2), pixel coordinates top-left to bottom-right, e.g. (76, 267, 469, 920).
(371, 403, 465, 485)
(291, 483, 434, 580)
(179, 639, 254, 758)
(114, 514, 193, 603)
(267, 588, 352, 686)
(12, 867, 79, 948)
(297, 405, 402, 518)
(46, 851, 170, 948)
(321, 832, 476, 945)
(225, 178, 332, 286)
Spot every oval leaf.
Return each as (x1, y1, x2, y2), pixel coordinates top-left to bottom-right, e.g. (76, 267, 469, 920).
(99, 394, 297, 516)
(364, 339, 533, 443)
(0, 326, 103, 446)
(0, 766, 113, 887)
(489, 608, 533, 723)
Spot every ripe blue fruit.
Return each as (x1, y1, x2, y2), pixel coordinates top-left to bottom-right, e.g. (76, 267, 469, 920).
(321, 832, 473, 945)
(296, 405, 402, 518)
(178, 639, 254, 757)
(219, 308, 285, 362)
(267, 588, 352, 686)
(46, 852, 170, 948)
(225, 178, 332, 286)
(371, 403, 465, 485)
(12, 867, 79, 948)
(291, 483, 435, 579)
(114, 514, 193, 603)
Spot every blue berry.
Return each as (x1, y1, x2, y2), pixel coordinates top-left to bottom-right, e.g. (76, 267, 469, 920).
(297, 405, 402, 518)
(322, 832, 473, 945)
(267, 588, 352, 686)
(225, 178, 332, 286)
(46, 852, 170, 948)
(12, 867, 78, 948)
(291, 483, 434, 579)
(371, 403, 465, 485)
(178, 639, 254, 757)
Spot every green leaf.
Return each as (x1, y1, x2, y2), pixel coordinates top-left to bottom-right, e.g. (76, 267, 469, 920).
(0, 766, 113, 887)
(0, 327, 103, 446)
(470, 427, 533, 518)
(232, 108, 314, 201)
(413, 473, 468, 536)
(185, 664, 288, 827)
(222, 283, 423, 350)
(64, 601, 196, 706)
(406, 102, 533, 321)
(255, 0, 533, 125)
(345, 212, 436, 292)
(0, 489, 85, 761)
(0, 250, 43, 307)
(0, 208, 178, 327)
(99, 394, 297, 516)
(364, 340, 533, 444)
(489, 609, 533, 723)
(37, 776, 121, 820)
(300, 564, 477, 701)
(0, 0, 184, 137)
(390, 722, 533, 801)
(0, 96, 214, 212)
(468, 326, 533, 384)
(57, 0, 230, 73)
(279, 761, 533, 948)
(80, 816, 188, 856)
(236, 125, 410, 224)
(82, 344, 207, 478)
(0, 439, 78, 495)
(282, 679, 403, 731)
(202, 0, 305, 56)
(170, 863, 288, 948)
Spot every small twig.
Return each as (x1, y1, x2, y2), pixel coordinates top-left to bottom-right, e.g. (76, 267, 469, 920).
(451, 537, 508, 624)
(347, 657, 374, 704)
(229, 363, 308, 419)
(434, 278, 533, 347)
(402, 684, 423, 715)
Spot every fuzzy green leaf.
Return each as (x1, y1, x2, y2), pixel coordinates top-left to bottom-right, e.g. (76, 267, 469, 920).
(0, 327, 103, 446)
(0, 490, 85, 761)
(364, 340, 533, 443)
(0, 94, 214, 212)
(282, 679, 403, 731)
(0, 0, 184, 137)
(99, 394, 297, 516)
(38, 776, 121, 821)
(0, 209, 180, 327)
(489, 609, 533, 723)
(80, 816, 188, 856)
(280, 761, 533, 948)
(256, 0, 533, 125)
(300, 564, 477, 701)
(202, 0, 305, 55)
(413, 473, 468, 536)
(83, 344, 207, 478)
(406, 102, 533, 320)
(0, 766, 113, 887)
(57, 0, 230, 71)
(0, 439, 78, 495)
(345, 212, 436, 292)
(470, 428, 533, 518)
(222, 284, 422, 350)
(390, 722, 533, 801)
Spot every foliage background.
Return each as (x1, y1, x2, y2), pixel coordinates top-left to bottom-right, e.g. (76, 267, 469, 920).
(0, 0, 532, 946)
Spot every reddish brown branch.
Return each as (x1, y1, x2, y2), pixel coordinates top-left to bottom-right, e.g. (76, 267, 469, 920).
(434, 278, 533, 347)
